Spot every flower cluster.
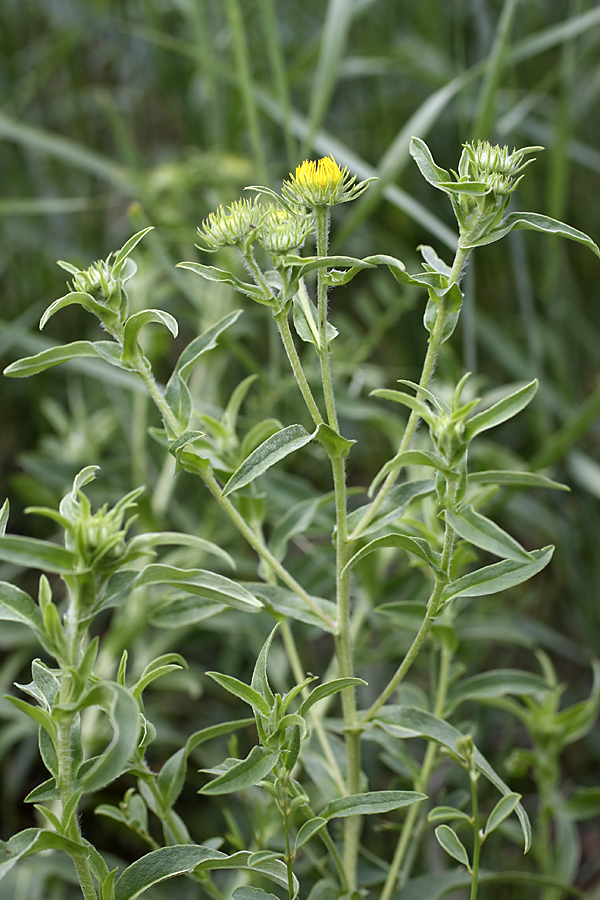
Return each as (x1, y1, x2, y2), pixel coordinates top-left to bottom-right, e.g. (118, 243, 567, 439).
(70, 259, 120, 305)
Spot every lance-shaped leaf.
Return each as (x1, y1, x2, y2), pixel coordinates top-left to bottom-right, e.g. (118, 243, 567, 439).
(75, 682, 140, 793)
(468, 470, 569, 491)
(441, 545, 554, 603)
(245, 583, 337, 633)
(222, 425, 315, 497)
(300, 678, 367, 716)
(444, 505, 533, 562)
(435, 825, 470, 868)
(185, 718, 255, 757)
(137, 565, 262, 613)
(4, 341, 112, 378)
(0, 536, 75, 574)
(464, 380, 538, 442)
(374, 705, 531, 850)
(195, 850, 295, 891)
(127, 531, 234, 569)
(462, 211, 600, 257)
(234, 889, 280, 900)
(347, 479, 435, 539)
(113, 845, 229, 900)
(445, 669, 551, 714)
(0, 582, 45, 634)
(113, 226, 154, 269)
(122, 309, 178, 363)
(206, 672, 272, 718)
(165, 309, 243, 429)
(251, 626, 277, 706)
(132, 653, 187, 699)
(410, 136, 452, 188)
(319, 790, 426, 820)
(369, 450, 452, 497)
(39, 292, 119, 331)
(177, 262, 267, 303)
(199, 746, 279, 795)
(0, 828, 87, 882)
(342, 533, 443, 577)
(292, 285, 338, 349)
(371, 388, 436, 426)
(484, 793, 522, 837)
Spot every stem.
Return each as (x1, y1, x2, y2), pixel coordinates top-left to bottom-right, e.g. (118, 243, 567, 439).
(379, 631, 454, 900)
(313, 203, 361, 886)
(363, 474, 456, 721)
(350, 245, 470, 541)
(274, 310, 324, 426)
(470, 771, 481, 900)
(314, 207, 338, 430)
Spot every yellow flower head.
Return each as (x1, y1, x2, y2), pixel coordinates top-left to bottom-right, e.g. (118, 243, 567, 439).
(283, 154, 373, 208)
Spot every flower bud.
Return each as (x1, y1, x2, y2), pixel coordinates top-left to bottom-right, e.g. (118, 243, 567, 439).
(198, 198, 261, 250)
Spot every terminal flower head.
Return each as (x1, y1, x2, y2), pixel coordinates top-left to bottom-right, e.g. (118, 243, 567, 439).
(283, 154, 374, 208)
(198, 198, 261, 251)
(458, 141, 542, 196)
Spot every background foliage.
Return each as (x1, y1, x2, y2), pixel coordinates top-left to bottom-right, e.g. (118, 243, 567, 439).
(1, 0, 599, 897)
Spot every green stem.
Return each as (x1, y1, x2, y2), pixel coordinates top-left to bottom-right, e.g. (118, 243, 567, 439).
(470, 771, 481, 900)
(313, 202, 361, 886)
(349, 245, 470, 541)
(274, 310, 324, 426)
(379, 631, 454, 900)
(363, 482, 456, 723)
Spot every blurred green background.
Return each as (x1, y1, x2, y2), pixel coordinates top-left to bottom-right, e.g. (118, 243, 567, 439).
(1, 0, 600, 895)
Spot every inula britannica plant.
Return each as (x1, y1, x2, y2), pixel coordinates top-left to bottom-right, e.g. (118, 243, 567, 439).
(1, 138, 599, 900)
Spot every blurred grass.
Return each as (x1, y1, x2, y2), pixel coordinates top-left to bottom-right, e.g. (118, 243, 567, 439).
(1, 0, 600, 891)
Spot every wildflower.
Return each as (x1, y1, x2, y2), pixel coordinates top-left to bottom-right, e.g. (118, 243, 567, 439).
(198, 198, 261, 250)
(282, 154, 373, 208)
(257, 205, 314, 254)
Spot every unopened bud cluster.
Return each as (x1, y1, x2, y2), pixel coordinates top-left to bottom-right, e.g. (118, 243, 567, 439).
(71, 259, 120, 305)
(257, 206, 313, 254)
(454, 141, 541, 243)
(198, 198, 261, 251)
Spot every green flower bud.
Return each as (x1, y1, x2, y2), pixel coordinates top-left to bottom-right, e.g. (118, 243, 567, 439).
(198, 198, 261, 250)
(71, 259, 119, 304)
(257, 205, 313, 254)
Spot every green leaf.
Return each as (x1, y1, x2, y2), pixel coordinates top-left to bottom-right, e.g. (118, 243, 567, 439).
(75, 683, 140, 793)
(445, 506, 533, 562)
(409, 137, 451, 187)
(195, 849, 295, 891)
(251, 626, 278, 707)
(434, 825, 470, 869)
(468, 470, 569, 491)
(122, 309, 178, 363)
(0, 535, 75, 573)
(234, 888, 280, 900)
(0, 582, 44, 633)
(0, 500, 9, 537)
(562, 786, 600, 822)
(5, 696, 57, 740)
(39, 291, 118, 331)
(5, 340, 121, 379)
(165, 310, 243, 429)
(113, 227, 154, 268)
(222, 425, 315, 496)
(294, 817, 327, 852)
(441, 546, 554, 603)
(156, 748, 187, 812)
(185, 718, 255, 757)
(320, 790, 426, 820)
(374, 601, 428, 631)
(177, 262, 267, 303)
(463, 211, 600, 257)
(374, 705, 531, 850)
(348, 479, 435, 538)
(342, 533, 443, 577)
(132, 653, 187, 699)
(150, 596, 225, 628)
(314, 423, 355, 459)
(428, 806, 472, 824)
(199, 746, 279, 795)
(371, 388, 435, 424)
(369, 450, 452, 497)
(446, 669, 551, 714)
(0, 828, 86, 881)
(137, 565, 263, 613)
(300, 678, 367, 717)
(464, 380, 538, 442)
(484, 793, 522, 837)
(128, 531, 234, 569)
(206, 672, 272, 717)
(292, 285, 338, 349)
(246, 583, 337, 633)
(114, 845, 229, 900)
